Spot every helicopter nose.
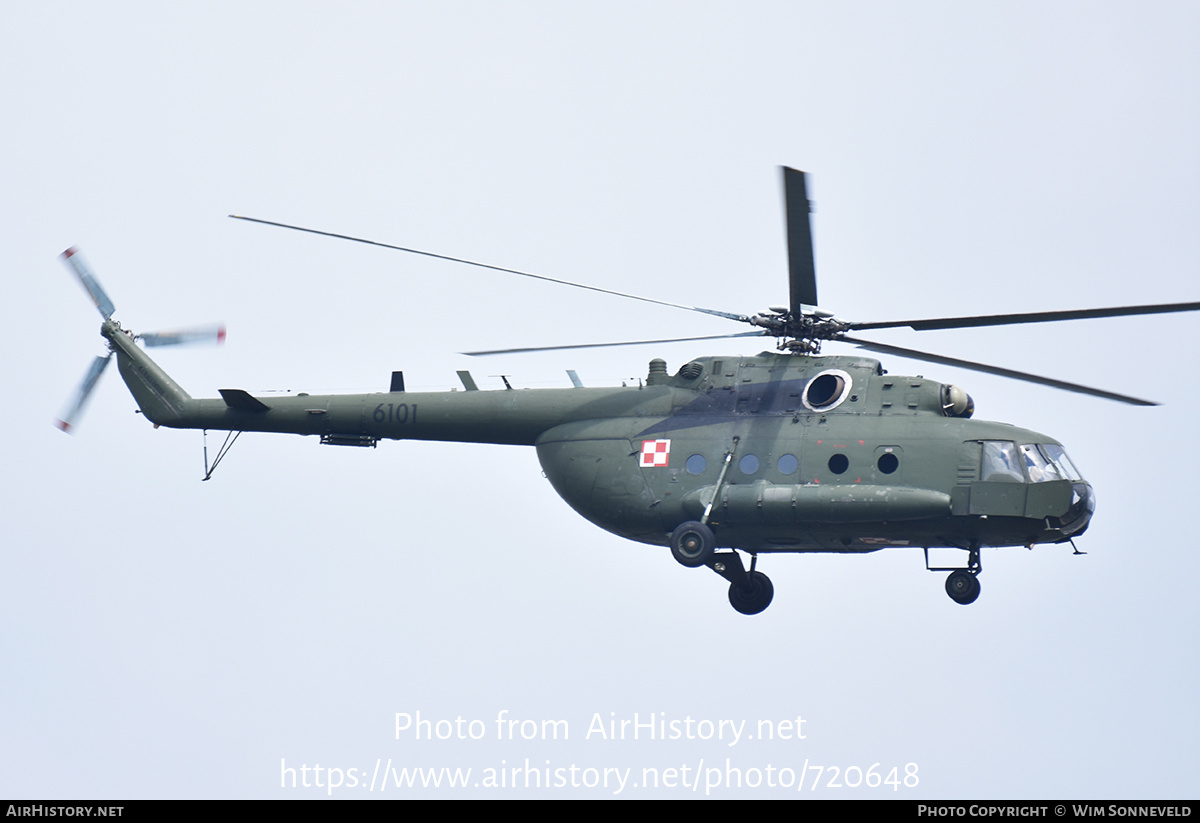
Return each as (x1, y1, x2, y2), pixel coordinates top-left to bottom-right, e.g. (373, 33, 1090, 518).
(1062, 482, 1095, 535)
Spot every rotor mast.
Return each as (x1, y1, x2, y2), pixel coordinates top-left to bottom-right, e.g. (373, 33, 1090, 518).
(743, 167, 848, 354)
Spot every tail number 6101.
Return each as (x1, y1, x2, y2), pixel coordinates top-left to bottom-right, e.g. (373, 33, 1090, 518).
(373, 402, 417, 425)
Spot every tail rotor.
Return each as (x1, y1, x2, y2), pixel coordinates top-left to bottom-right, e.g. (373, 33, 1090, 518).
(55, 354, 113, 433)
(61, 247, 116, 320)
(138, 324, 227, 348)
(54, 247, 223, 433)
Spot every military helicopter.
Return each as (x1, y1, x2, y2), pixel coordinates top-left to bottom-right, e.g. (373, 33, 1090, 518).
(56, 168, 1200, 614)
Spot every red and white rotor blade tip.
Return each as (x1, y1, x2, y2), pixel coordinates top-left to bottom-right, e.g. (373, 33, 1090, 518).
(55, 354, 113, 434)
(138, 324, 227, 348)
(60, 247, 116, 320)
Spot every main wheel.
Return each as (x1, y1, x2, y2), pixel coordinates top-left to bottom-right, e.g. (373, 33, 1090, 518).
(728, 571, 774, 615)
(670, 521, 716, 568)
(945, 570, 981, 605)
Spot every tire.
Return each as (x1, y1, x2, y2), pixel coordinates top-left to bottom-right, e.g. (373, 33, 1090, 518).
(945, 570, 981, 605)
(728, 571, 774, 615)
(670, 521, 716, 568)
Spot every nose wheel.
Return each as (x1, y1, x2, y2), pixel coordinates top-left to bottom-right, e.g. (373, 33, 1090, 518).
(945, 570, 981, 605)
(927, 542, 983, 605)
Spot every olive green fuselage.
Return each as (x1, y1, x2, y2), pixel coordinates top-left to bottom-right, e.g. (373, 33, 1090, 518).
(104, 320, 1093, 554)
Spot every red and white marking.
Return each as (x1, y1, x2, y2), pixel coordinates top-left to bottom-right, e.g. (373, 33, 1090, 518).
(640, 439, 671, 468)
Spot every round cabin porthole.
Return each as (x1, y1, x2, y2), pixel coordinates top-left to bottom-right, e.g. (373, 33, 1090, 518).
(878, 452, 899, 474)
(777, 454, 798, 475)
(828, 453, 849, 474)
(739, 454, 760, 475)
(802, 369, 853, 412)
(686, 454, 707, 475)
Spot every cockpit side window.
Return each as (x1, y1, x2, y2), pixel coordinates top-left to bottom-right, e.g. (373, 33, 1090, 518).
(981, 441, 1024, 482)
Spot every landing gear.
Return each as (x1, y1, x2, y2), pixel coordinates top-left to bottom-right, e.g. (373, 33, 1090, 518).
(925, 542, 983, 605)
(670, 521, 715, 567)
(945, 570, 981, 605)
(668, 522, 775, 614)
(728, 571, 774, 615)
(667, 527, 777, 619)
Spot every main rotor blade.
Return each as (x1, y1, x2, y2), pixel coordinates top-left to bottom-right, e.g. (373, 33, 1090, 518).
(139, 324, 227, 347)
(463, 331, 769, 357)
(850, 301, 1200, 332)
(841, 335, 1158, 406)
(55, 354, 113, 433)
(230, 215, 749, 323)
(60, 247, 115, 320)
(782, 167, 818, 311)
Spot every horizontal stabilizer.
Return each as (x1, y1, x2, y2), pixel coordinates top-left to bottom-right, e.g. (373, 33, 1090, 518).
(219, 389, 270, 412)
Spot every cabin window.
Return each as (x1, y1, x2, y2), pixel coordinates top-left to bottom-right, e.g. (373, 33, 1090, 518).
(686, 454, 707, 475)
(739, 454, 760, 475)
(877, 452, 899, 474)
(777, 454, 798, 475)
(828, 453, 849, 474)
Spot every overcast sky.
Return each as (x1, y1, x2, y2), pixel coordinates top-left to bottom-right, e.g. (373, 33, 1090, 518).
(3, 2, 1198, 798)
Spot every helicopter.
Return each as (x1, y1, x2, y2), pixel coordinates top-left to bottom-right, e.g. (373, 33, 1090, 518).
(56, 168, 1200, 615)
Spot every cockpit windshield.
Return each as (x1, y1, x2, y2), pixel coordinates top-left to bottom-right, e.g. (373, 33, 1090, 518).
(1039, 443, 1082, 480)
(979, 441, 1084, 483)
(1021, 444, 1062, 482)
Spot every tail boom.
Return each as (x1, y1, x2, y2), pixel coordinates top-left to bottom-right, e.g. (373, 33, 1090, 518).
(100, 319, 669, 445)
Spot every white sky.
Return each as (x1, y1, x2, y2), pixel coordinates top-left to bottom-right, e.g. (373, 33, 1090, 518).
(3, 1, 1198, 799)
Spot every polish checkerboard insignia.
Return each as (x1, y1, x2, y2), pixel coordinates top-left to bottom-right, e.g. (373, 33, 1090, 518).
(640, 439, 671, 468)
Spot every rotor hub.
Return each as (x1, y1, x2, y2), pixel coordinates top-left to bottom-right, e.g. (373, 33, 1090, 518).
(749, 309, 851, 355)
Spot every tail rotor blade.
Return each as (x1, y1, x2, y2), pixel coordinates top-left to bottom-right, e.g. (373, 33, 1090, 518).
(138, 324, 227, 348)
(60, 247, 116, 320)
(55, 354, 113, 433)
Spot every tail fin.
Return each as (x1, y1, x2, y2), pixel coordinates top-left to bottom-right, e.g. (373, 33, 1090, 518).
(102, 319, 195, 426)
